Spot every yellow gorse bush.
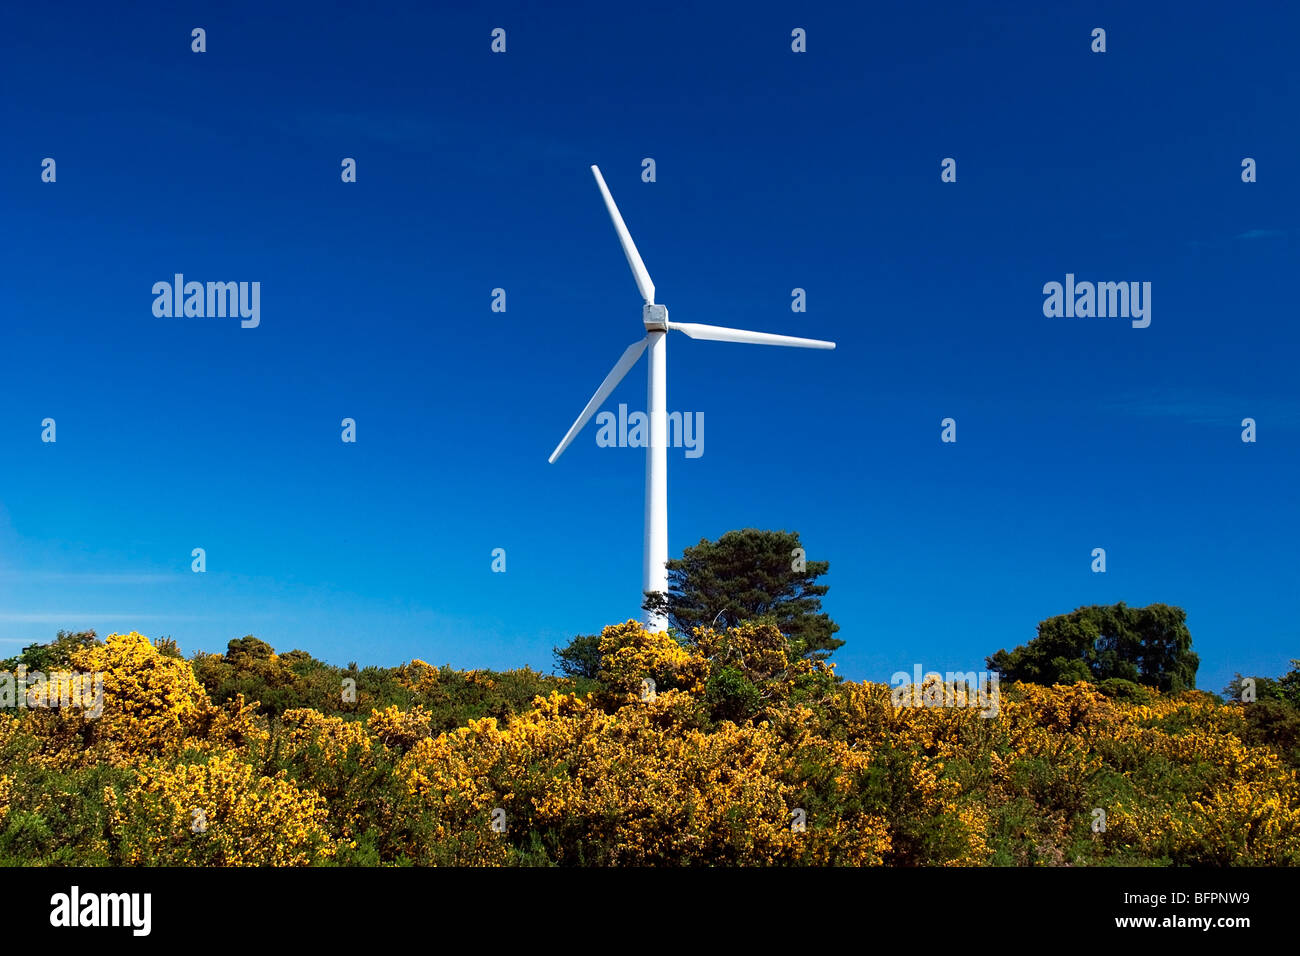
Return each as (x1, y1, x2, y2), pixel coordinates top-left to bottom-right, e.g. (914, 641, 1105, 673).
(116, 749, 333, 866)
(56, 631, 207, 766)
(366, 704, 433, 752)
(597, 620, 708, 699)
(397, 688, 893, 865)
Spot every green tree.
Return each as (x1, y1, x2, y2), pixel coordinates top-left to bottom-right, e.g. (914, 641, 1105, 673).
(1225, 661, 1300, 769)
(225, 635, 274, 664)
(986, 602, 1198, 692)
(642, 529, 842, 659)
(552, 633, 602, 680)
(1222, 659, 1300, 709)
(0, 630, 101, 671)
(191, 635, 312, 718)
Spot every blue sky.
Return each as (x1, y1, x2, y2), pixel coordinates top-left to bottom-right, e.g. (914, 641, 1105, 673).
(1, 1, 1296, 695)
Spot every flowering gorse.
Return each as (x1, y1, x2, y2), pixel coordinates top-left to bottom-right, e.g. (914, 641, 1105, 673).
(0, 623, 1296, 865)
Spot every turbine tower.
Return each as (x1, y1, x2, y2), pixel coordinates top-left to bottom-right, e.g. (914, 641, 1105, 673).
(548, 166, 836, 630)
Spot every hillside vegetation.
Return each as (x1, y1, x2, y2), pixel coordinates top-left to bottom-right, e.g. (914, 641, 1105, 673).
(1, 622, 1297, 866)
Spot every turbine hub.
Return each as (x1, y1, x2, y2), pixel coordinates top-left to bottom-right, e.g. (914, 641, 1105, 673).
(643, 303, 668, 331)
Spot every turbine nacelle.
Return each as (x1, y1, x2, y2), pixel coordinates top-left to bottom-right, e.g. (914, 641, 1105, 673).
(643, 304, 669, 331)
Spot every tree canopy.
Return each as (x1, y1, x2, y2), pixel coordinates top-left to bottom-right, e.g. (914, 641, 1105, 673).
(642, 529, 842, 659)
(986, 602, 1198, 692)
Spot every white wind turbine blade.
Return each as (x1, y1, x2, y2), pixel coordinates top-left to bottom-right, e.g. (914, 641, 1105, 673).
(591, 165, 655, 304)
(548, 337, 649, 463)
(668, 322, 836, 349)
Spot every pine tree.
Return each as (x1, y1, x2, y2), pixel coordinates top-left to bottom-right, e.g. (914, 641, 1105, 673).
(643, 529, 842, 659)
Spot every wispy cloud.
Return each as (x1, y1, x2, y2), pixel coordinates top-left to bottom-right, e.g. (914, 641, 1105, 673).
(1105, 389, 1300, 428)
(0, 613, 205, 624)
(1186, 228, 1293, 249)
(0, 571, 180, 585)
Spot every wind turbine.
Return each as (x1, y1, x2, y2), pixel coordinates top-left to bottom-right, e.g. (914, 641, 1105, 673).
(548, 165, 836, 631)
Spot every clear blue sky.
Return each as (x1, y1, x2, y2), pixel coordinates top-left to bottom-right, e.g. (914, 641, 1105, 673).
(2, 1, 1297, 695)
